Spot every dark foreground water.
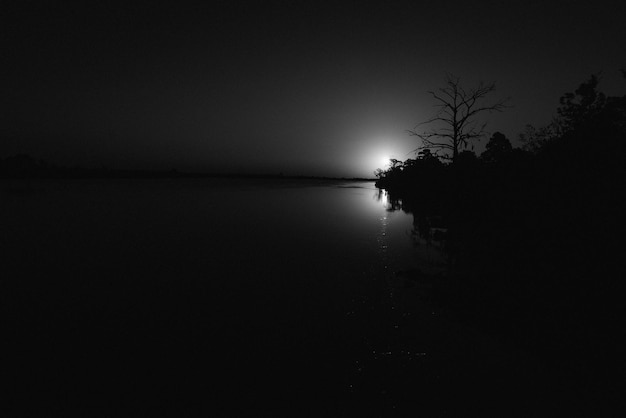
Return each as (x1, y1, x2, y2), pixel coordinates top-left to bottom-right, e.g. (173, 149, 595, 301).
(1, 179, 581, 416)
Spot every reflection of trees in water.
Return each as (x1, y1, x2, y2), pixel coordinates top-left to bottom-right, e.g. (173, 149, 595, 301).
(374, 188, 448, 251)
(373, 188, 403, 212)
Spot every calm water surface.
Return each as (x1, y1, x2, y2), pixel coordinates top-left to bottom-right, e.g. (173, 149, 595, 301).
(3, 179, 438, 416)
(2, 179, 578, 416)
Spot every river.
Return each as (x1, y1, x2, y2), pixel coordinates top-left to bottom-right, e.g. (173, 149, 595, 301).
(1, 178, 572, 416)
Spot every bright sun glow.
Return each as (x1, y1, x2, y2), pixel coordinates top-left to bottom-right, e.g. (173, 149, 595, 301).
(381, 156, 390, 166)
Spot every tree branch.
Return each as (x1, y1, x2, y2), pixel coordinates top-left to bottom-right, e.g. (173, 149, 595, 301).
(409, 74, 509, 161)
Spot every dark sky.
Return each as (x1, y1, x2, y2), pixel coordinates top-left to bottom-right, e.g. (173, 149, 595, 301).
(2, 0, 625, 177)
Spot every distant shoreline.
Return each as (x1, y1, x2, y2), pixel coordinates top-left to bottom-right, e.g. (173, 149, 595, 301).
(0, 170, 376, 182)
(0, 155, 375, 182)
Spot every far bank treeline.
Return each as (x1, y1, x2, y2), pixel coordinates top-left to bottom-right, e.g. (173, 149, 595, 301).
(376, 72, 625, 400)
(0, 156, 371, 182)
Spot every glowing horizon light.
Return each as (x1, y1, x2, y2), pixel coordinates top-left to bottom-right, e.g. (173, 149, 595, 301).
(359, 143, 404, 175)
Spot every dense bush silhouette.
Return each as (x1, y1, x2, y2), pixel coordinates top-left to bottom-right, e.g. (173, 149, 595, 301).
(480, 132, 513, 164)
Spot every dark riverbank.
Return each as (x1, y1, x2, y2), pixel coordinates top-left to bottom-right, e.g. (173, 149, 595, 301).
(372, 79, 625, 413)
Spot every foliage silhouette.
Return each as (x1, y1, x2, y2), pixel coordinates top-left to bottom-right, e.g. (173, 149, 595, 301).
(480, 132, 512, 164)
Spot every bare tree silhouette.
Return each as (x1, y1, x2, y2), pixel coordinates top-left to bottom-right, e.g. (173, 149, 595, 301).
(408, 74, 509, 162)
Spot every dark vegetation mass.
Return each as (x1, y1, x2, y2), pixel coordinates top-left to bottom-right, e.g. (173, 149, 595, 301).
(375, 73, 625, 403)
